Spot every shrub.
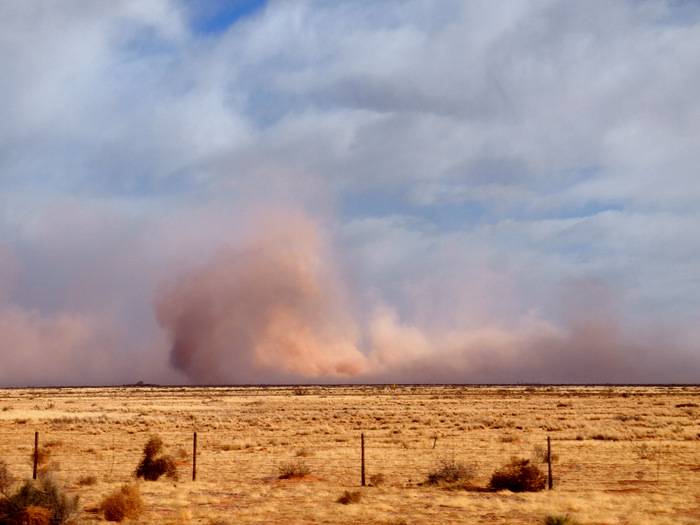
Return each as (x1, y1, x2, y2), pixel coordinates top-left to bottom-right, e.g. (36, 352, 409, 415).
(99, 483, 144, 522)
(277, 459, 311, 479)
(77, 475, 97, 486)
(336, 490, 362, 504)
(424, 458, 475, 486)
(0, 474, 79, 525)
(532, 445, 559, 463)
(135, 436, 178, 481)
(369, 473, 386, 487)
(14, 505, 53, 525)
(142, 436, 163, 459)
(490, 458, 547, 492)
(29, 447, 51, 469)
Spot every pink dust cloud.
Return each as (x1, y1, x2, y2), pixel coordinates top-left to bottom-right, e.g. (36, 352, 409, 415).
(155, 211, 368, 383)
(153, 211, 699, 385)
(0, 308, 113, 386)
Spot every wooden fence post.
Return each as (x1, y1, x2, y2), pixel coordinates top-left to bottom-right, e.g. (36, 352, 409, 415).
(192, 432, 197, 482)
(33, 431, 39, 480)
(547, 436, 552, 490)
(361, 433, 366, 487)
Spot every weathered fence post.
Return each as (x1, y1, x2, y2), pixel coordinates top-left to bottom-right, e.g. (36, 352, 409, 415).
(33, 431, 39, 479)
(547, 436, 552, 490)
(361, 433, 366, 486)
(192, 432, 197, 482)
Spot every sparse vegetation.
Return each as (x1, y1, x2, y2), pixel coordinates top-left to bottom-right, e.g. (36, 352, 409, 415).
(135, 435, 178, 481)
(369, 473, 386, 487)
(424, 458, 475, 486)
(0, 474, 79, 525)
(336, 490, 362, 504)
(99, 483, 144, 522)
(533, 444, 558, 463)
(277, 459, 311, 479)
(490, 458, 547, 492)
(77, 475, 97, 486)
(633, 443, 656, 460)
(30, 447, 51, 470)
(0, 384, 698, 524)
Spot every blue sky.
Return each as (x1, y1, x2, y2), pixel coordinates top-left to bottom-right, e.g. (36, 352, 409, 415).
(0, 1, 699, 385)
(186, 0, 268, 33)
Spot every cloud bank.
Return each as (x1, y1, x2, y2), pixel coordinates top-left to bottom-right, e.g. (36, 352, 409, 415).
(1, 1, 699, 385)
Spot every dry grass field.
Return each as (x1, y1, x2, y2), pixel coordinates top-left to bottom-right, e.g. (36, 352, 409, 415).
(0, 385, 698, 524)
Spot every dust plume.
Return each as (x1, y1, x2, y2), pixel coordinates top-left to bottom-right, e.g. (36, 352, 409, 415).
(155, 214, 699, 385)
(155, 211, 367, 383)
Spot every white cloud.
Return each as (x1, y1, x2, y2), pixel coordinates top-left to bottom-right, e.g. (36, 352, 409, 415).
(1, 0, 699, 384)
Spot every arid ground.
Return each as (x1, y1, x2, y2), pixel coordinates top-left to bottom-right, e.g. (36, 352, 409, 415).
(0, 385, 698, 524)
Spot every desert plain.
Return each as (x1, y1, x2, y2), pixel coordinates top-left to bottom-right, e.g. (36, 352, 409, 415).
(0, 384, 698, 524)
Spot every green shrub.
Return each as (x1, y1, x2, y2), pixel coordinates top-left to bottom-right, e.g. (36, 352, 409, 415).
(489, 458, 547, 492)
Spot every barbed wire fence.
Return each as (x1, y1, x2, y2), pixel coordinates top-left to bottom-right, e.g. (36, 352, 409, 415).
(1, 427, 697, 493)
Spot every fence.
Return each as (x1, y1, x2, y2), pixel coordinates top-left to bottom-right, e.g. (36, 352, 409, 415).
(1, 428, 696, 494)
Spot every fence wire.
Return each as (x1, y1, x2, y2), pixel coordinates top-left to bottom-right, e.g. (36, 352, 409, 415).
(1, 427, 697, 493)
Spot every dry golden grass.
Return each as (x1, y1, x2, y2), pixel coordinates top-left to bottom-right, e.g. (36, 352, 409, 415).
(0, 385, 698, 524)
(99, 482, 144, 522)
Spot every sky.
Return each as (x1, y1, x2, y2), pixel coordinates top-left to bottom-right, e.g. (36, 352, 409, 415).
(1, 0, 699, 386)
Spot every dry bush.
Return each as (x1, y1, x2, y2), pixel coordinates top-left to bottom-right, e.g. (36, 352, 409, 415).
(336, 490, 362, 504)
(424, 458, 475, 486)
(490, 458, 547, 492)
(277, 459, 311, 479)
(135, 435, 178, 481)
(100, 483, 144, 522)
(14, 505, 53, 525)
(633, 443, 656, 460)
(0, 474, 79, 525)
(369, 473, 386, 487)
(29, 447, 51, 468)
(532, 444, 559, 463)
(142, 435, 163, 458)
(77, 475, 98, 486)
